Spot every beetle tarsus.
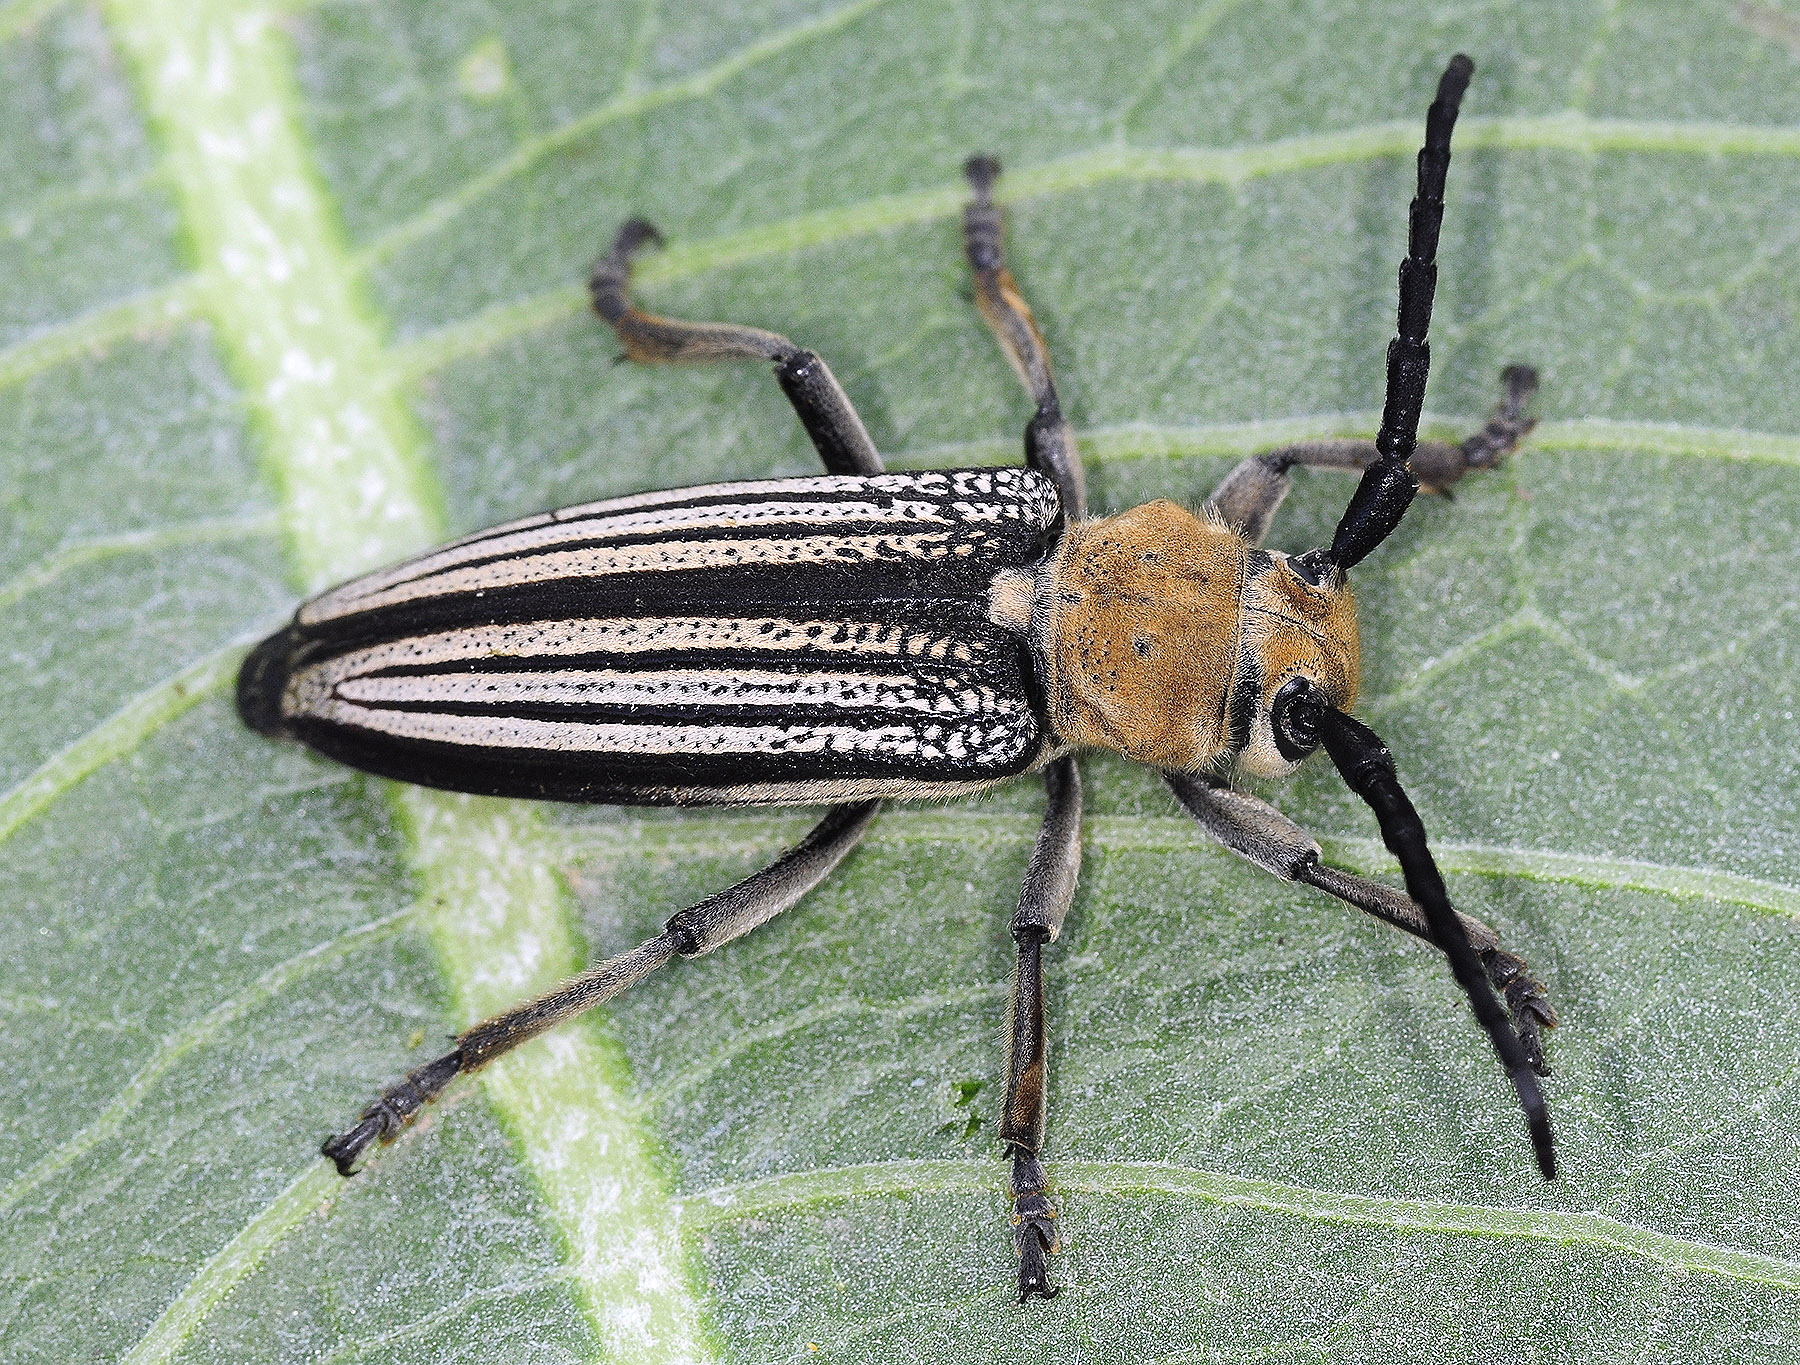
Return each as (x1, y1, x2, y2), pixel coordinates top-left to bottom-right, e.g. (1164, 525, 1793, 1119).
(588, 218, 663, 323)
(1410, 364, 1541, 493)
(1010, 1153, 1061, 1302)
(320, 1114, 385, 1175)
(1015, 1217, 1060, 1302)
(606, 216, 663, 269)
(1468, 363, 1540, 466)
(963, 153, 1001, 203)
(321, 1047, 464, 1176)
(1480, 943, 1557, 1076)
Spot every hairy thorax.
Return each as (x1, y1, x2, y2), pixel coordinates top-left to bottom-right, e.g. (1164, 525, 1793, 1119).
(1011, 499, 1361, 776)
(1033, 500, 1247, 769)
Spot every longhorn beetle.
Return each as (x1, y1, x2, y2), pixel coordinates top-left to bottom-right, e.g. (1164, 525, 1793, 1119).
(239, 55, 1557, 1301)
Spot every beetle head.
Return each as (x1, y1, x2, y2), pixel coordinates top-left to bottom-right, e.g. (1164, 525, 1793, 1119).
(1232, 552, 1361, 779)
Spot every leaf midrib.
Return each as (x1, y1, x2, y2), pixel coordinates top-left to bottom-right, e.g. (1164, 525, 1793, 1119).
(97, 2, 712, 1360)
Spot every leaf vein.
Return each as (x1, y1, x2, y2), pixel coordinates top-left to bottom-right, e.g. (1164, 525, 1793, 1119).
(553, 810, 1800, 919)
(641, 983, 1013, 1105)
(383, 114, 1800, 370)
(117, 1162, 341, 1365)
(0, 275, 202, 391)
(0, 513, 280, 613)
(0, 905, 415, 1216)
(0, 638, 247, 845)
(674, 1158, 1800, 1289)
(354, 0, 899, 270)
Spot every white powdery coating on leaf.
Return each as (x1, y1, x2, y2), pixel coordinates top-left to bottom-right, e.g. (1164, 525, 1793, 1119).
(122, 1, 431, 588)
(404, 792, 708, 1361)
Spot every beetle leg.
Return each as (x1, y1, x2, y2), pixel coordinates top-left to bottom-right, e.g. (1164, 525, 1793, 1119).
(1163, 772, 1555, 1073)
(321, 801, 881, 1175)
(589, 219, 883, 476)
(999, 756, 1082, 1300)
(962, 169, 1092, 1264)
(961, 157, 1087, 518)
(1205, 365, 1537, 546)
(958, 160, 1091, 1295)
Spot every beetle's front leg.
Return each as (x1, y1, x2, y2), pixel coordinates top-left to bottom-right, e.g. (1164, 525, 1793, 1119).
(1164, 771, 1556, 1072)
(1000, 755, 1082, 1300)
(1206, 364, 1537, 546)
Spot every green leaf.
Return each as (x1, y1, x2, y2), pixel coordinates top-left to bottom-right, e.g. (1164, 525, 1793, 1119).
(6, 0, 1800, 1360)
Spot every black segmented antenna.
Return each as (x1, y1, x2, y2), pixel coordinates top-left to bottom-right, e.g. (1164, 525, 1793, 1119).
(1304, 54, 1474, 579)
(1275, 679, 1556, 1179)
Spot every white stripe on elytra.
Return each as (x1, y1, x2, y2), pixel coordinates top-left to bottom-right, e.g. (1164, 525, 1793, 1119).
(434, 468, 1019, 553)
(303, 496, 960, 621)
(654, 776, 1018, 805)
(314, 701, 1034, 762)
(300, 531, 969, 622)
(332, 666, 1018, 717)
(434, 475, 878, 549)
(286, 618, 986, 713)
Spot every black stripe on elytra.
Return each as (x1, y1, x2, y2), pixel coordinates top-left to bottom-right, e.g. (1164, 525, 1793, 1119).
(286, 713, 1045, 801)
(290, 591, 1016, 666)
(317, 707, 1034, 755)
(373, 521, 1041, 597)
(294, 563, 1021, 648)
(335, 655, 1026, 696)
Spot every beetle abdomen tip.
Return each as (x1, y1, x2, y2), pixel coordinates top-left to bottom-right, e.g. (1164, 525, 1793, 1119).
(238, 624, 299, 736)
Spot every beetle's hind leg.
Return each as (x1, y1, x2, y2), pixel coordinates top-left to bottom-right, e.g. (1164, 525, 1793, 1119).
(961, 158, 1086, 518)
(1206, 364, 1538, 546)
(1165, 773, 1556, 1071)
(322, 801, 880, 1174)
(999, 756, 1082, 1300)
(590, 219, 883, 476)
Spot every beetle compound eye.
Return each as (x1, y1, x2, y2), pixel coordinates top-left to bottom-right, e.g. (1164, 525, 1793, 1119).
(1270, 676, 1323, 761)
(1288, 549, 1333, 587)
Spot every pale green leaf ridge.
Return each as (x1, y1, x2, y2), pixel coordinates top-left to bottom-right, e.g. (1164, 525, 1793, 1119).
(678, 1159, 1800, 1290)
(0, 640, 245, 843)
(557, 809, 1800, 923)
(387, 115, 1800, 380)
(98, 2, 713, 1359)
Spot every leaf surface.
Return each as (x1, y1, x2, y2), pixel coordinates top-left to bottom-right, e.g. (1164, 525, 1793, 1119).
(5, 1, 1800, 1361)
